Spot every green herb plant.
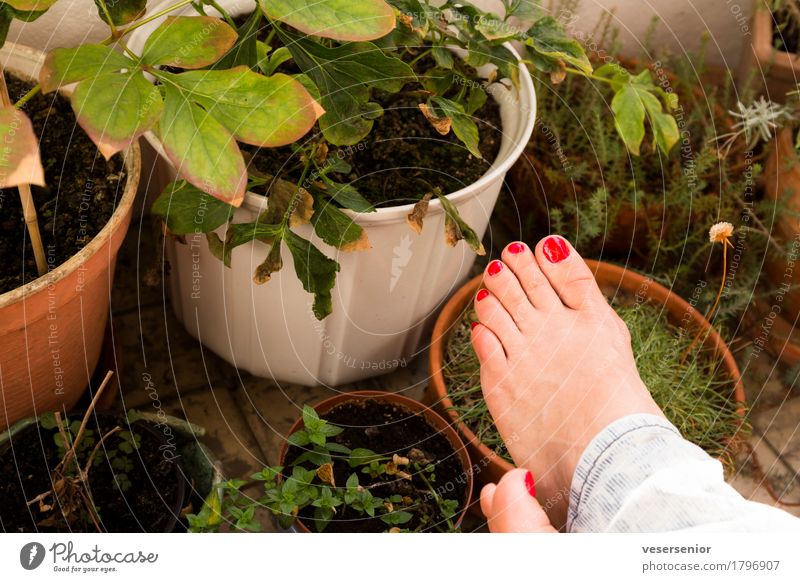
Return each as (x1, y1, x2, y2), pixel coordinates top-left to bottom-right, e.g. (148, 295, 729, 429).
(188, 405, 461, 532)
(443, 302, 748, 468)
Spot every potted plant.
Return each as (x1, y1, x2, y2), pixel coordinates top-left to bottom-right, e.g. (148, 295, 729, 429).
(739, 0, 800, 101)
(427, 259, 749, 489)
(187, 391, 473, 532)
(505, 45, 787, 328)
(0, 4, 141, 431)
(0, 373, 222, 532)
(102, 0, 605, 387)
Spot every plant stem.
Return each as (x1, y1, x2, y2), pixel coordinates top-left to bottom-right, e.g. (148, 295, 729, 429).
(14, 84, 40, 108)
(408, 48, 433, 68)
(95, 0, 119, 38)
(100, 0, 196, 44)
(206, 0, 237, 28)
(680, 240, 732, 365)
(0, 71, 47, 276)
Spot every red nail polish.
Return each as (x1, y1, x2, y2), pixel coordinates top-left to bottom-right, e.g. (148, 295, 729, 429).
(471, 321, 479, 330)
(525, 471, 536, 498)
(507, 242, 526, 254)
(487, 260, 504, 276)
(476, 289, 490, 302)
(542, 236, 570, 263)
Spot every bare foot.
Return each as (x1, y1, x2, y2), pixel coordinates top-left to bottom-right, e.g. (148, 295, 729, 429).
(480, 468, 557, 533)
(471, 236, 664, 529)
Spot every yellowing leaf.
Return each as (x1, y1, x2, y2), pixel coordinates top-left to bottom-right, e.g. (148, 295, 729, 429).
(0, 106, 44, 187)
(40, 45, 134, 94)
(141, 16, 238, 69)
(259, 0, 395, 42)
(71, 72, 162, 159)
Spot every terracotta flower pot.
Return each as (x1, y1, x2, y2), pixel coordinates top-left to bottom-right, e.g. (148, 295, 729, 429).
(739, 0, 800, 101)
(0, 43, 140, 431)
(279, 390, 473, 532)
(427, 260, 747, 489)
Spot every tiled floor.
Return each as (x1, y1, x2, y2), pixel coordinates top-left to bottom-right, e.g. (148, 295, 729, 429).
(108, 217, 800, 531)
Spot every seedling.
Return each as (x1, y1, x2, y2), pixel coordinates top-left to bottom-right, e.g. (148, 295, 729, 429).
(188, 404, 463, 532)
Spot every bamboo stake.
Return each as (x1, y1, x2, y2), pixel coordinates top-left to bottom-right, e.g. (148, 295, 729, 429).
(0, 70, 47, 276)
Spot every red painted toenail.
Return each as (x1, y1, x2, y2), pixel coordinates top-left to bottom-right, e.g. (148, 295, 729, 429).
(476, 289, 490, 302)
(487, 260, 504, 276)
(525, 471, 536, 498)
(542, 236, 570, 263)
(471, 321, 479, 330)
(507, 242, 526, 254)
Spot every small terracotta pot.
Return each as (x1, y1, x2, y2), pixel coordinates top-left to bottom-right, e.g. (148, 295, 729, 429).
(0, 43, 141, 431)
(427, 260, 747, 489)
(739, 1, 800, 102)
(278, 390, 474, 533)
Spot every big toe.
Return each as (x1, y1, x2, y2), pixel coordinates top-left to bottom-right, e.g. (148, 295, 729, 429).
(534, 235, 606, 310)
(482, 469, 557, 533)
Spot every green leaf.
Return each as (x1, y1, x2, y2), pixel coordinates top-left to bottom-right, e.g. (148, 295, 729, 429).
(259, 0, 395, 42)
(212, 8, 262, 70)
(157, 84, 247, 205)
(380, 510, 413, 525)
(94, 0, 145, 26)
(151, 180, 235, 235)
(71, 71, 162, 159)
(638, 88, 679, 155)
(302, 405, 321, 428)
(284, 230, 340, 320)
(216, 222, 283, 267)
(260, 46, 292, 76)
(348, 448, 383, 467)
(40, 45, 134, 93)
(284, 33, 415, 145)
(287, 430, 311, 447)
(430, 97, 482, 159)
(311, 196, 370, 251)
(524, 16, 592, 75)
(3, 0, 57, 11)
(437, 192, 486, 255)
(164, 67, 320, 147)
(141, 16, 238, 69)
(321, 177, 375, 212)
(0, 106, 44, 188)
(431, 46, 454, 69)
(39, 411, 57, 430)
(611, 84, 645, 156)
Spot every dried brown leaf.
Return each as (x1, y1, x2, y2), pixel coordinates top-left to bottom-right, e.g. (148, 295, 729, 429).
(418, 103, 451, 135)
(316, 462, 336, 488)
(407, 192, 433, 234)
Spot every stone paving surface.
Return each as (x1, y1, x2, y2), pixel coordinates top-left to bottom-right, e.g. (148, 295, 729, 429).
(109, 218, 800, 531)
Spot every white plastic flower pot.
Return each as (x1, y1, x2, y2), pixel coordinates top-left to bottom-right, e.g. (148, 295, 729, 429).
(129, 0, 536, 386)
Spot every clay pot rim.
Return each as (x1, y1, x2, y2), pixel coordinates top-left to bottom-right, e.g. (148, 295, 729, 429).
(278, 390, 474, 533)
(0, 42, 142, 309)
(752, 2, 800, 68)
(428, 260, 747, 477)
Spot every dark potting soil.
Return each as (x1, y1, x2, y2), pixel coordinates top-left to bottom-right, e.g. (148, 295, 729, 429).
(222, 14, 503, 208)
(246, 89, 503, 208)
(0, 75, 126, 295)
(773, 7, 800, 54)
(0, 415, 184, 532)
(284, 399, 468, 533)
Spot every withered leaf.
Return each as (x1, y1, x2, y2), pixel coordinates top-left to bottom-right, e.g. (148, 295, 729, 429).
(262, 176, 314, 226)
(316, 462, 336, 488)
(407, 192, 433, 234)
(392, 453, 410, 466)
(253, 242, 283, 284)
(418, 102, 451, 135)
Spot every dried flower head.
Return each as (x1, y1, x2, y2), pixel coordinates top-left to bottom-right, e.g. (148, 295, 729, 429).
(709, 222, 734, 244)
